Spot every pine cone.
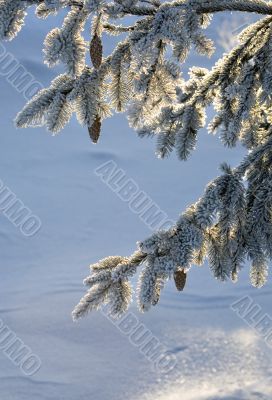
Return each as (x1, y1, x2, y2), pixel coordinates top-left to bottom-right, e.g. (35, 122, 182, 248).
(231, 266, 238, 283)
(88, 115, 101, 143)
(174, 268, 187, 291)
(90, 34, 102, 69)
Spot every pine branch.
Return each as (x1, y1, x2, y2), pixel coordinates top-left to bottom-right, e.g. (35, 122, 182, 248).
(194, 0, 272, 15)
(2, 0, 272, 319)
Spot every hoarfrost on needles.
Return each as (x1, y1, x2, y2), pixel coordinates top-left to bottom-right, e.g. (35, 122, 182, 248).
(1, 0, 272, 318)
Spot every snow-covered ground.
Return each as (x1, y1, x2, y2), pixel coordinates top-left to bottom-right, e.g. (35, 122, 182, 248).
(0, 9, 271, 400)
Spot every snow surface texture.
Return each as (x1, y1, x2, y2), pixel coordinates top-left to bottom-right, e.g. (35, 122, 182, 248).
(0, 9, 271, 400)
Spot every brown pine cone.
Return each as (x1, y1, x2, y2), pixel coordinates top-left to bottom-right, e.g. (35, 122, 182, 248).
(174, 268, 187, 291)
(90, 34, 102, 69)
(88, 115, 101, 143)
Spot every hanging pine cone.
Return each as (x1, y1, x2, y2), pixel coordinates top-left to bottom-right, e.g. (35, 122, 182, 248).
(231, 266, 238, 283)
(90, 33, 102, 69)
(88, 115, 101, 143)
(174, 268, 187, 291)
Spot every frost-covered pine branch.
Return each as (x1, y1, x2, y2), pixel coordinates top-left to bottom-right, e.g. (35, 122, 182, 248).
(73, 141, 272, 318)
(2, 0, 272, 318)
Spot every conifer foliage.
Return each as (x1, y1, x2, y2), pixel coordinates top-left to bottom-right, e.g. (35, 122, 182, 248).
(1, 0, 272, 318)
